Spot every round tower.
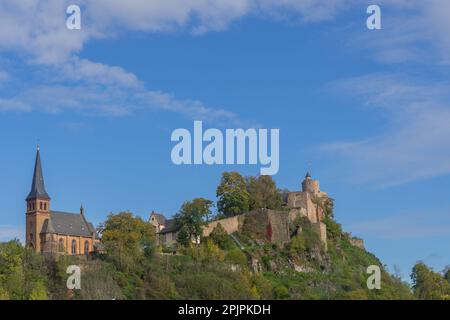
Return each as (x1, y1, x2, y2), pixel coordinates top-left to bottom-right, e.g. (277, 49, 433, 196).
(301, 172, 320, 194)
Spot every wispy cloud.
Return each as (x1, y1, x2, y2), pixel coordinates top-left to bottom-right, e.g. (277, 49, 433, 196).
(0, 0, 355, 123)
(322, 73, 450, 186)
(348, 212, 450, 239)
(0, 0, 354, 65)
(354, 0, 450, 65)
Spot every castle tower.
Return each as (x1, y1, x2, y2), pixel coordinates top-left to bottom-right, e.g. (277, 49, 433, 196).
(301, 172, 320, 194)
(25, 146, 51, 252)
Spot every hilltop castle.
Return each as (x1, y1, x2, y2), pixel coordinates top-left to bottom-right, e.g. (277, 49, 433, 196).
(151, 172, 329, 249)
(25, 147, 99, 255)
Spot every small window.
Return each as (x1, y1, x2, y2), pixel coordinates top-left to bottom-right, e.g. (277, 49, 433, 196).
(44, 203, 47, 210)
(40, 202, 43, 210)
(84, 241, 89, 255)
(59, 239, 65, 253)
(71, 240, 77, 255)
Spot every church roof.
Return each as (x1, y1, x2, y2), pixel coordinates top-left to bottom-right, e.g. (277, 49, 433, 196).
(26, 147, 50, 201)
(41, 211, 95, 237)
(150, 212, 166, 224)
(158, 219, 180, 234)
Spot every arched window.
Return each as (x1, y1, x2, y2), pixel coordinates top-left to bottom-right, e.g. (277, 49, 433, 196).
(44, 203, 47, 210)
(84, 241, 89, 255)
(40, 202, 43, 210)
(71, 239, 77, 255)
(59, 238, 65, 253)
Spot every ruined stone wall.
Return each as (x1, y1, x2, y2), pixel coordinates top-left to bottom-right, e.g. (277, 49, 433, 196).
(267, 210, 291, 246)
(349, 238, 365, 250)
(203, 209, 328, 250)
(203, 215, 242, 237)
(311, 222, 327, 250)
(287, 191, 328, 223)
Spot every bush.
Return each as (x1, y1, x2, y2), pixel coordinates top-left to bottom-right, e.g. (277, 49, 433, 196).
(210, 224, 234, 250)
(225, 248, 247, 266)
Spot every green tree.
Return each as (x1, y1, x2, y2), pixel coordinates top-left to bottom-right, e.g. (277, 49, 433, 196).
(444, 266, 450, 283)
(411, 262, 450, 299)
(246, 175, 283, 210)
(175, 198, 213, 245)
(209, 223, 233, 250)
(177, 226, 190, 247)
(99, 212, 155, 271)
(0, 286, 9, 300)
(216, 172, 250, 217)
(29, 281, 48, 300)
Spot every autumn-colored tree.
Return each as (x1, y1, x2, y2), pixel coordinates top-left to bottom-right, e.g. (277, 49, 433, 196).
(216, 172, 250, 217)
(99, 212, 155, 271)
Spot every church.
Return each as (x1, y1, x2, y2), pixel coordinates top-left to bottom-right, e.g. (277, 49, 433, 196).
(25, 147, 99, 255)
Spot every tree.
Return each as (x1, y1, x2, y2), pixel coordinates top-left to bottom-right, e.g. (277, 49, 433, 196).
(176, 226, 190, 247)
(411, 262, 450, 299)
(216, 172, 250, 217)
(175, 198, 213, 245)
(99, 212, 155, 271)
(29, 281, 48, 300)
(444, 266, 450, 283)
(209, 223, 233, 250)
(246, 175, 283, 210)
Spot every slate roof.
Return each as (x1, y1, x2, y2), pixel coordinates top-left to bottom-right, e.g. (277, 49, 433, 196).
(26, 148, 50, 200)
(158, 219, 180, 234)
(150, 212, 166, 224)
(41, 211, 95, 237)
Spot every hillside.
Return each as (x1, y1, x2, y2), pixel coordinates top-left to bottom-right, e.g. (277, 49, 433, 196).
(1, 171, 449, 300)
(0, 213, 423, 300)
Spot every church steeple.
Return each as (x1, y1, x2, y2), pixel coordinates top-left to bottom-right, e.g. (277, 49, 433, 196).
(26, 146, 50, 201)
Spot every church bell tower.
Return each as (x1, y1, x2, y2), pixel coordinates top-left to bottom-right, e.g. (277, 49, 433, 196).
(25, 146, 51, 252)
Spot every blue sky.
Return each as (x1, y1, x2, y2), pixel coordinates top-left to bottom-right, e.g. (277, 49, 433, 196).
(0, 0, 449, 280)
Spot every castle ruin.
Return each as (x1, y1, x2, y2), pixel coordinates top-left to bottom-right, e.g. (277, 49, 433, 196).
(151, 172, 329, 250)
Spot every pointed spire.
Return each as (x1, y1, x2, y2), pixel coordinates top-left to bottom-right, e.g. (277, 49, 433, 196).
(26, 146, 50, 201)
(305, 171, 311, 179)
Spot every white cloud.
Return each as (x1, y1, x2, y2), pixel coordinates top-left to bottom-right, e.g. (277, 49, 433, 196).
(0, 78, 241, 122)
(356, 0, 450, 65)
(322, 74, 450, 186)
(0, 0, 354, 65)
(0, 0, 449, 124)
